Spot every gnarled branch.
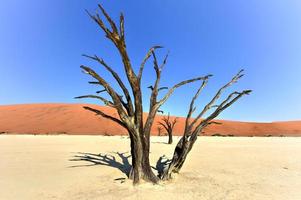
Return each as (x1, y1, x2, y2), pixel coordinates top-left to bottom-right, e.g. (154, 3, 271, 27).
(75, 95, 114, 107)
(138, 46, 163, 81)
(97, 4, 119, 34)
(188, 70, 244, 131)
(193, 89, 251, 134)
(149, 51, 169, 108)
(158, 75, 212, 107)
(82, 54, 134, 116)
(162, 71, 251, 180)
(184, 77, 211, 133)
(83, 106, 126, 128)
(86, 5, 140, 114)
(80, 65, 127, 119)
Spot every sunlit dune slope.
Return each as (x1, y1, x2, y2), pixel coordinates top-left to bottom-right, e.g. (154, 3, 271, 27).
(0, 103, 300, 136)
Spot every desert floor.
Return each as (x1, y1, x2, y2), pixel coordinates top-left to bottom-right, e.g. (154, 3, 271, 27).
(1, 135, 301, 200)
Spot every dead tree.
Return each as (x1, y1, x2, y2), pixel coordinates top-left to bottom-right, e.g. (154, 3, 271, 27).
(158, 113, 178, 144)
(157, 126, 163, 136)
(76, 4, 209, 184)
(161, 70, 252, 180)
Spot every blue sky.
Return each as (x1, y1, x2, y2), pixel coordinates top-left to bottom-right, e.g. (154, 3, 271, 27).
(0, 0, 300, 122)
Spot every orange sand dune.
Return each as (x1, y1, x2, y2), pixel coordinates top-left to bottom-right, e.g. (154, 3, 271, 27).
(0, 103, 300, 136)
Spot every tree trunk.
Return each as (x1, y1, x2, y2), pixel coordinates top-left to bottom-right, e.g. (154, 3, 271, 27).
(128, 130, 159, 184)
(161, 135, 197, 180)
(168, 131, 173, 144)
(140, 131, 160, 183)
(128, 134, 143, 184)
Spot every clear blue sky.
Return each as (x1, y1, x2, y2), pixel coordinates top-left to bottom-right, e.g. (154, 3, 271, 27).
(1, 0, 300, 122)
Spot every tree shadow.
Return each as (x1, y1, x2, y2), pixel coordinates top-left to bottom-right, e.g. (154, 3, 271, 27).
(69, 151, 131, 177)
(152, 155, 171, 177)
(70, 152, 172, 179)
(151, 141, 169, 144)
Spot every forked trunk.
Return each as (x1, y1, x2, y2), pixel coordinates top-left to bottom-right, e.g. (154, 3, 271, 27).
(80, 3, 251, 185)
(128, 130, 159, 184)
(161, 135, 197, 180)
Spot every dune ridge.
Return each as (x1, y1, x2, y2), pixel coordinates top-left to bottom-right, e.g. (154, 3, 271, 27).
(0, 103, 300, 136)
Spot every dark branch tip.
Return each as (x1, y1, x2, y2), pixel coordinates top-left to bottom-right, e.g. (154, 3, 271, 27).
(147, 86, 154, 90)
(85, 9, 93, 18)
(244, 90, 252, 95)
(153, 45, 163, 49)
(239, 69, 245, 74)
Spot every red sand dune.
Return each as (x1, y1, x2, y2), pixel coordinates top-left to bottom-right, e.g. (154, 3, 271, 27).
(0, 103, 300, 136)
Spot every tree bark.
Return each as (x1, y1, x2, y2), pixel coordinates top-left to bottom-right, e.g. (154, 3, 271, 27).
(79, 4, 251, 184)
(158, 114, 177, 144)
(127, 129, 159, 184)
(161, 71, 251, 180)
(161, 136, 196, 180)
(168, 131, 173, 144)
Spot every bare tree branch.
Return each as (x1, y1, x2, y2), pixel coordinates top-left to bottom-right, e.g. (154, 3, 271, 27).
(96, 89, 106, 94)
(159, 51, 169, 70)
(158, 87, 168, 91)
(158, 75, 212, 107)
(75, 95, 114, 107)
(119, 13, 125, 40)
(189, 70, 244, 130)
(161, 70, 251, 180)
(89, 81, 100, 85)
(158, 121, 169, 131)
(207, 121, 222, 126)
(150, 51, 169, 107)
(97, 4, 119, 35)
(138, 46, 163, 81)
(86, 4, 138, 87)
(82, 54, 134, 116)
(157, 110, 164, 114)
(147, 86, 154, 90)
(80, 65, 128, 119)
(143, 51, 170, 135)
(193, 89, 252, 134)
(184, 77, 211, 133)
(86, 5, 145, 133)
(83, 106, 126, 128)
(85, 10, 111, 37)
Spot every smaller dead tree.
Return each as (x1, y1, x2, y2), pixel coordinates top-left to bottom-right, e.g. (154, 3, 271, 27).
(158, 113, 178, 144)
(157, 127, 163, 136)
(161, 70, 251, 180)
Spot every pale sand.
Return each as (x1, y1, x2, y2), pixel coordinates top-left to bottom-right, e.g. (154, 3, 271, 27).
(1, 135, 301, 200)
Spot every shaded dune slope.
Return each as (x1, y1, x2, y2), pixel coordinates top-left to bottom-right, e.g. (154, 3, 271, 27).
(0, 104, 300, 136)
